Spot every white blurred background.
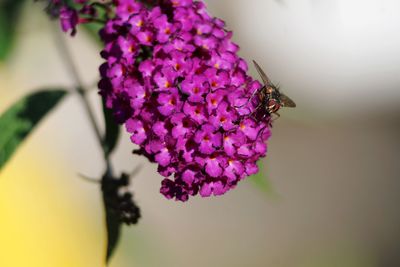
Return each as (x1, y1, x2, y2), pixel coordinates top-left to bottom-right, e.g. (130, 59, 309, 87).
(207, 0, 400, 116)
(0, 1, 399, 267)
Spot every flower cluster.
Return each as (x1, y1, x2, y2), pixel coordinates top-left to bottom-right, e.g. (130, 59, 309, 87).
(99, 0, 271, 201)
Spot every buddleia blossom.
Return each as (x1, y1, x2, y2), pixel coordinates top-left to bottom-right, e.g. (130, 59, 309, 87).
(98, 0, 272, 201)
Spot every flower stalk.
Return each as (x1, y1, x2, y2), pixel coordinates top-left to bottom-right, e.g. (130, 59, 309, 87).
(53, 25, 111, 167)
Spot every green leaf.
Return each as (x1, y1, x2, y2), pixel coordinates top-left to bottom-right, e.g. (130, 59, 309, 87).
(0, 0, 26, 61)
(102, 98, 120, 157)
(248, 161, 275, 195)
(0, 89, 67, 171)
(101, 170, 141, 264)
(101, 174, 122, 264)
(82, 23, 103, 46)
(104, 201, 121, 264)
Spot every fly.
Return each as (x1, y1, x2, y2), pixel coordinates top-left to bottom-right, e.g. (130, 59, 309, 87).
(251, 60, 296, 120)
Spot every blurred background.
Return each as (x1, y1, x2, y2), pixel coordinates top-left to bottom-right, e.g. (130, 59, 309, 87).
(1, 0, 400, 266)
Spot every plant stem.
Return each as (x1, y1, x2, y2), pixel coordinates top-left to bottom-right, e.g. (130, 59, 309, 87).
(52, 25, 111, 169)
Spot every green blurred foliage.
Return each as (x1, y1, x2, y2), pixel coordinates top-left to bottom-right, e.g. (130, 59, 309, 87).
(82, 23, 103, 46)
(0, 89, 67, 171)
(0, 0, 26, 61)
(248, 161, 275, 195)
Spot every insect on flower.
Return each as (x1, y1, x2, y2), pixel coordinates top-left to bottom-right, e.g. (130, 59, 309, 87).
(250, 60, 296, 121)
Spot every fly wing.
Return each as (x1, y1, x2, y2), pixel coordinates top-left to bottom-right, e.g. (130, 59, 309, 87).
(280, 93, 296, 108)
(253, 60, 272, 86)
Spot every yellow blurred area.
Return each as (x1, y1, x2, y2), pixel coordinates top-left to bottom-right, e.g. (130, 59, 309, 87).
(0, 152, 103, 267)
(0, 49, 109, 267)
(0, 86, 104, 267)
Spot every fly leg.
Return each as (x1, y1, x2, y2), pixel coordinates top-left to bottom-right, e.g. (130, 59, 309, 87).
(255, 125, 269, 140)
(234, 86, 264, 108)
(245, 101, 264, 121)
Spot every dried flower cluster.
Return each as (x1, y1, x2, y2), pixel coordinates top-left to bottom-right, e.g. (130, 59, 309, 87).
(102, 173, 141, 225)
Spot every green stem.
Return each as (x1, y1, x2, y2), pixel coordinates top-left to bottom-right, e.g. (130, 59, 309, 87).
(52, 24, 111, 169)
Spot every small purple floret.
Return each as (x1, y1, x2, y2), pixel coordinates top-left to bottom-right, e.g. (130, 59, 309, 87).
(59, 6, 79, 36)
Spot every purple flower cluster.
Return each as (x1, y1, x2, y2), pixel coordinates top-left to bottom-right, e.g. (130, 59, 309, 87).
(99, 0, 271, 201)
